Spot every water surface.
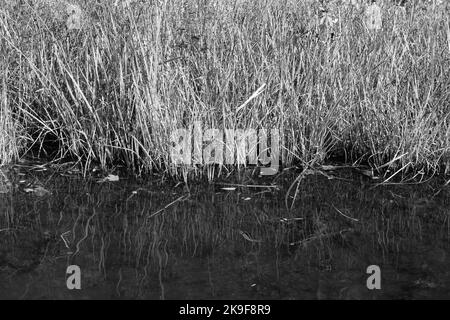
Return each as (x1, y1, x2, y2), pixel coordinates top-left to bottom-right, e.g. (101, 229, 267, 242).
(0, 165, 449, 299)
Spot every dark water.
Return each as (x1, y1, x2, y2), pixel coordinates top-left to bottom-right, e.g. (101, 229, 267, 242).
(0, 165, 449, 299)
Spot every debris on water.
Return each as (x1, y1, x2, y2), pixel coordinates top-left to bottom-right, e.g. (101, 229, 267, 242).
(60, 231, 72, 249)
(238, 230, 262, 243)
(280, 217, 304, 223)
(331, 204, 359, 222)
(414, 279, 438, 289)
(98, 174, 120, 183)
(218, 183, 279, 190)
(23, 185, 51, 197)
(221, 187, 237, 191)
(259, 167, 278, 176)
(320, 165, 341, 171)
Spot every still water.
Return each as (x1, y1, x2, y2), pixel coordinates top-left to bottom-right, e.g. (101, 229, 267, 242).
(0, 164, 449, 299)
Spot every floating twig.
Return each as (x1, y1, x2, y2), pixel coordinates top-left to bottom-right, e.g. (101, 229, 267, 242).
(238, 230, 263, 243)
(147, 195, 189, 219)
(331, 204, 359, 222)
(290, 228, 354, 246)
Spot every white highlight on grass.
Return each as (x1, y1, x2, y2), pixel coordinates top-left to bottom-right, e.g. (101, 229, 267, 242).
(66, 3, 82, 30)
(114, 0, 135, 9)
(319, 9, 338, 28)
(347, 0, 362, 10)
(365, 3, 383, 31)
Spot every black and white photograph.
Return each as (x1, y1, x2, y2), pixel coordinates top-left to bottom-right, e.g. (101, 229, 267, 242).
(0, 0, 450, 304)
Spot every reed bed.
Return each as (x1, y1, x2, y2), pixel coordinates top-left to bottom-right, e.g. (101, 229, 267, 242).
(0, 0, 449, 180)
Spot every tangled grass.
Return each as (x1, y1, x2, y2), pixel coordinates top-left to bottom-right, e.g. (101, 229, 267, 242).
(0, 0, 450, 180)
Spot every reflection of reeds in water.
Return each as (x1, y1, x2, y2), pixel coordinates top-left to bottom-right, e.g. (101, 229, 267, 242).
(0, 172, 449, 298)
(0, 169, 12, 193)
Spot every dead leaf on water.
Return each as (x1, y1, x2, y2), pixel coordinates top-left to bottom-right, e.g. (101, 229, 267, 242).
(23, 185, 51, 197)
(221, 187, 236, 191)
(259, 167, 278, 176)
(98, 174, 120, 183)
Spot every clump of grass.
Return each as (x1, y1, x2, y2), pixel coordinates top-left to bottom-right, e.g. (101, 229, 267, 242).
(0, 0, 449, 180)
(0, 68, 20, 165)
(0, 6, 23, 164)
